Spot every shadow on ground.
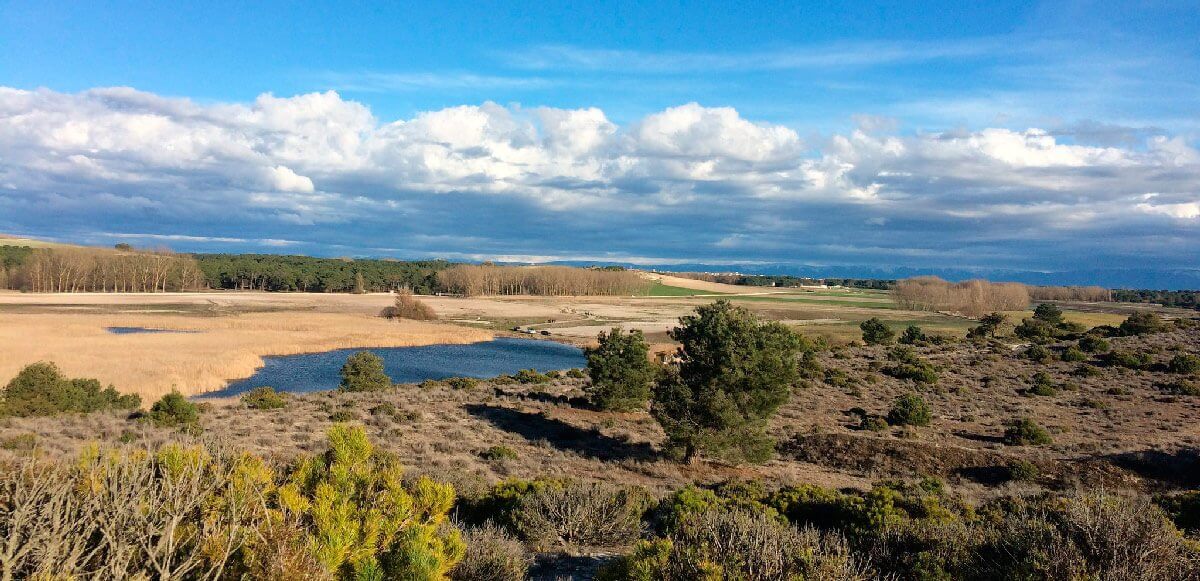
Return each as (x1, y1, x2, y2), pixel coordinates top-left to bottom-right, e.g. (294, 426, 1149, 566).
(464, 404, 656, 462)
(1106, 448, 1200, 487)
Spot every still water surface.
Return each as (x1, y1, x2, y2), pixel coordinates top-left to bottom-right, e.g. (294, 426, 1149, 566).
(205, 337, 585, 396)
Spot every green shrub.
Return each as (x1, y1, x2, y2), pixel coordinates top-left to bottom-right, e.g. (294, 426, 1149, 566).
(1073, 364, 1101, 378)
(454, 478, 565, 531)
(860, 416, 889, 432)
(823, 367, 851, 388)
(884, 346, 938, 384)
(371, 402, 398, 416)
(330, 409, 357, 422)
(446, 376, 480, 390)
(450, 524, 532, 581)
(513, 368, 550, 384)
(1060, 346, 1087, 362)
(1107, 350, 1154, 370)
(1158, 490, 1200, 534)
(1023, 344, 1053, 363)
(1003, 418, 1052, 446)
(514, 482, 649, 550)
(370, 402, 416, 422)
(967, 312, 1008, 339)
(276, 424, 464, 578)
(0, 433, 37, 452)
(1028, 372, 1058, 396)
(339, 351, 391, 392)
(1160, 379, 1200, 396)
(1078, 335, 1110, 353)
(240, 386, 288, 410)
(860, 317, 895, 345)
(480, 445, 519, 462)
(888, 393, 932, 427)
(651, 483, 778, 535)
(1014, 318, 1058, 344)
(586, 328, 656, 411)
(1168, 353, 1200, 374)
(898, 325, 926, 345)
(147, 390, 199, 428)
(1009, 460, 1039, 482)
(566, 368, 587, 379)
(1033, 303, 1064, 325)
(1119, 311, 1165, 336)
(418, 379, 446, 390)
(0, 362, 141, 417)
(546, 370, 561, 379)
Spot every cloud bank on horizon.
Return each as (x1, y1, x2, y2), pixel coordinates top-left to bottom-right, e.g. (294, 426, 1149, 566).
(0, 85, 1197, 280)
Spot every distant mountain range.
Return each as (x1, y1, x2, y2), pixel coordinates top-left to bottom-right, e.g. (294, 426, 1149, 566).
(545, 261, 1200, 291)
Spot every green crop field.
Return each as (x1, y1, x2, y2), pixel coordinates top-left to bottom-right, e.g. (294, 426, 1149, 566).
(642, 282, 725, 297)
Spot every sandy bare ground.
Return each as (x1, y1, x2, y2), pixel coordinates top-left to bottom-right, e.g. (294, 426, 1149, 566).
(0, 305, 490, 399)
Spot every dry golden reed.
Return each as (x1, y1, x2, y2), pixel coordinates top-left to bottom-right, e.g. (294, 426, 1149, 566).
(0, 311, 491, 400)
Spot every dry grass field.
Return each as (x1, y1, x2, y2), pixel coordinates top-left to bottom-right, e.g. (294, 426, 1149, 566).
(0, 285, 1148, 400)
(0, 305, 491, 399)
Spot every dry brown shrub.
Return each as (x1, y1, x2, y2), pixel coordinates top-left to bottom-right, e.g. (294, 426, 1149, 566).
(514, 482, 648, 550)
(451, 523, 532, 581)
(382, 288, 438, 320)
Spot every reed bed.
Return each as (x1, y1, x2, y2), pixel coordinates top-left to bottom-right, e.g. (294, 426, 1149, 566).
(0, 312, 492, 399)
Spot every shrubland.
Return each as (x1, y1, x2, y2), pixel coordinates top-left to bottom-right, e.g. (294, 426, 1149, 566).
(4, 298, 1200, 578)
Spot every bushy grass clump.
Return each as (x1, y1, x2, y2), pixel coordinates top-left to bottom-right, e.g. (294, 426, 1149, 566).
(240, 386, 288, 410)
(480, 445, 519, 462)
(1168, 353, 1200, 374)
(1003, 418, 1052, 446)
(513, 368, 551, 384)
(883, 346, 938, 384)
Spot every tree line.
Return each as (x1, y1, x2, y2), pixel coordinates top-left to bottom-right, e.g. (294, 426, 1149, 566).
(1, 247, 205, 292)
(1112, 289, 1200, 310)
(192, 253, 449, 293)
(436, 264, 650, 296)
(894, 276, 1031, 316)
(894, 276, 1128, 316)
(1027, 284, 1111, 302)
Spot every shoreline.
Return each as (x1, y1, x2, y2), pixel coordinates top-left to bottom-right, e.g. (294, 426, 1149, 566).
(0, 310, 493, 400)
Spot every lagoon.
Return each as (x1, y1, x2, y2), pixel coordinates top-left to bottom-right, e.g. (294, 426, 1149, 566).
(205, 337, 585, 396)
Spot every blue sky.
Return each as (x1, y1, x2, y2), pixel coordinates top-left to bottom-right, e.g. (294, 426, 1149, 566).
(1, 1, 1198, 286)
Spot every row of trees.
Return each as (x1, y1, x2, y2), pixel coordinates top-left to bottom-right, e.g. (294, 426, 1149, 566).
(893, 276, 1029, 316)
(1027, 284, 1112, 302)
(436, 264, 651, 296)
(2, 247, 205, 293)
(1112, 289, 1200, 310)
(194, 254, 448, 293)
